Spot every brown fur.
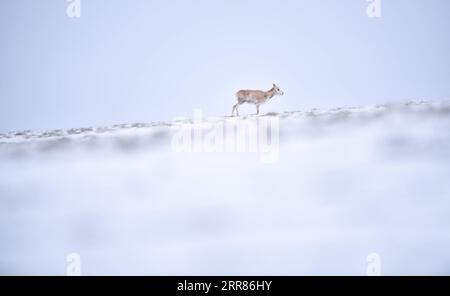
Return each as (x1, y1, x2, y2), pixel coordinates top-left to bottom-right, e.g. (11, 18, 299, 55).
(232, 84, 284, 116)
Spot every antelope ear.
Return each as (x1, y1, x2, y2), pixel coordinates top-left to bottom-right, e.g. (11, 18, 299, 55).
(273, 83, 276, 87)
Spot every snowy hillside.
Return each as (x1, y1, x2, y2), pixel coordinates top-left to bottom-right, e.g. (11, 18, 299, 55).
(1, 100, 450, 275)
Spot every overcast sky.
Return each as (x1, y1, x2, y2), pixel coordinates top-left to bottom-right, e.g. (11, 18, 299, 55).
(1, 0, 450, 132)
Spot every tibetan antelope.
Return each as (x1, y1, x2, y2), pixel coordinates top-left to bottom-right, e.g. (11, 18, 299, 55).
(232, 84, 284, 116)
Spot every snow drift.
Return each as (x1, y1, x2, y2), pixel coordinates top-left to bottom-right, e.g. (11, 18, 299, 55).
(1, 100, 450, 275)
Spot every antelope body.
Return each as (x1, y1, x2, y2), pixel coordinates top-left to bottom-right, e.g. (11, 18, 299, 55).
(232, 84, 284, 116)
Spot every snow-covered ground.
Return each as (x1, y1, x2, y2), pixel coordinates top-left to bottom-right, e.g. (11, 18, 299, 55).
(1, 100, 450, 275)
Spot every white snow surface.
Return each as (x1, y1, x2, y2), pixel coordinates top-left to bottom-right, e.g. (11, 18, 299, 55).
(1, 100, 450, 275)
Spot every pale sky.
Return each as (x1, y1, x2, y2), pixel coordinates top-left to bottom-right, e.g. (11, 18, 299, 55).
(1, 0, 450, 132)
